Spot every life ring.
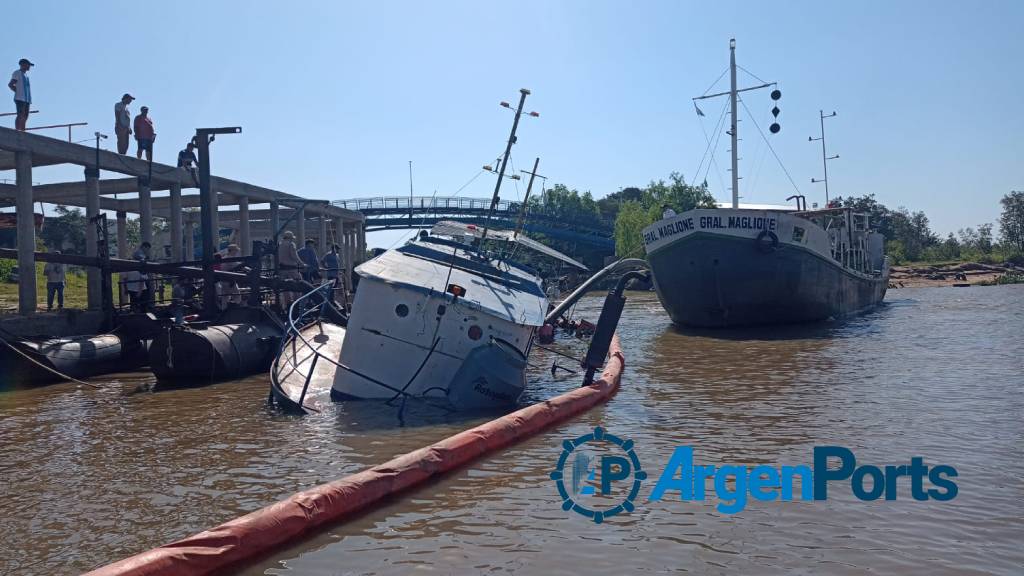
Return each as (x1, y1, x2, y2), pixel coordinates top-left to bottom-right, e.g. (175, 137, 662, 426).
(755, 230, 779, 253)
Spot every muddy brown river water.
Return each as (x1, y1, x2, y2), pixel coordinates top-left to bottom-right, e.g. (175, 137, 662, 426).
(1, 287, 1022, 575)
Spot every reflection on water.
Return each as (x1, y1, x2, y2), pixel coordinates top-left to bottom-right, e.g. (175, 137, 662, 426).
(1, 287, 1022, 575)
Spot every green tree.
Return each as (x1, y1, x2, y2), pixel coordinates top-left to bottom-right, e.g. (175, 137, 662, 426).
(999, 191, 1024, 253)
(611, 173, 716, 259)
(977, 223, 994, 254)
(39, 205, 87, 254)
(613, 201, 649, 258)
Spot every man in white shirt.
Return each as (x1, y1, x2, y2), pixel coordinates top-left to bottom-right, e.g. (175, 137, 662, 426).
(114, 93, 135, 154)
(8, 58, 33, 131)
(43, 251, 66, 311)
(123, 242, 152, 312)
(662, 204, 677, 219)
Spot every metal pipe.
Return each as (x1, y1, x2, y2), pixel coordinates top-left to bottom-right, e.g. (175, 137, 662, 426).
(582, 269, 650, 386)
(545, 258, 648, 324)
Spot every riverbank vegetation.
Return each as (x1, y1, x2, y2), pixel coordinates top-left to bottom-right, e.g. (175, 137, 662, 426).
(831, 191, 1024, 267)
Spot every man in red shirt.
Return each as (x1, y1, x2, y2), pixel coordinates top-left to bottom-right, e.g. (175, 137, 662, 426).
(133, 106, 155, 162)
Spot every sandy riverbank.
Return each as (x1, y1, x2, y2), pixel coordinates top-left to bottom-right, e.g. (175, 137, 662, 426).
(889, 262, 1023, 288)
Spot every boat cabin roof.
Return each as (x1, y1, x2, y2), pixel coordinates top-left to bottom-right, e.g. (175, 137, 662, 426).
(431, 220, 588, 270)
(355, 241, 548, 326)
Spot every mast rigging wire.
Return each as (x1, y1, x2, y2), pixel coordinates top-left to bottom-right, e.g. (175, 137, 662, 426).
(738, 96, 802, 196)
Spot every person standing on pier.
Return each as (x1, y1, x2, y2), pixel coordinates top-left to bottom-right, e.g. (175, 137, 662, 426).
(277, 231, 302, 311)
(8, 58, 33, 131)
(43, 252, 66, 311)
(124, 242, 152, 312)
(322, 244, 341, 302)
(218, 244, 243, 307)
(114, 93, 135, 155)
(133, 106, 155, 162)
(297, 239, 321, 283)
(177, 140, 199, 185)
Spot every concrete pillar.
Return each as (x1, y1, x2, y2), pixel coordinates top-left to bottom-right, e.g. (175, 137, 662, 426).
(357, 224, 366, 264)
(15, 152, 35, 314)
(269, 202, 280, 242)
(116, 211, 128, 257)
(85, 168, 101, 310)
(318, 213, 328, 255)
(184, 218, 195, 260)
(337, 221, 348, 273)
(346, 230, 355, 273)
(138, 179, 152, 247)
(296, 206, 307, 245)
(169, 183, 183, 262)
(209, 189, 219, 252)
(116, 210, 128, 305)
(238, 196, 250, 256)
(332, 217, 342, 256)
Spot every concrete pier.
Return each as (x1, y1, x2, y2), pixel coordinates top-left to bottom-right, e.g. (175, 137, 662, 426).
(319, 214, 328, 254)
(296, 206, 307, 245)
(169, 183, 183, 262)
(138, 178, 152, 246)
(16, 151, 34, 314)
(85, 168, 101, 309)
(238, 196, 250, 256)
(184, 217, 195, 261)
(0, 126, 365, 316)
(116, 211, 128, 257)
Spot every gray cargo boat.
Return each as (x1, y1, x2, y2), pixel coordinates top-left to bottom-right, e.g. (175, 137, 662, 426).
(643, 39, 888, 327)
(643, 206, 889, 327)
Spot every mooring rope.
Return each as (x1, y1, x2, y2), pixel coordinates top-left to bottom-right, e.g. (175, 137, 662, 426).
(0, 334, 101, 388)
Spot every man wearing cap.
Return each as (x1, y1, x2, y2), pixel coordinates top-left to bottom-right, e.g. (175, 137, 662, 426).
(277, 231, 303, 311)
(133, 106, 156, 162)
(114, 93, 135, 154)
(8, 58, 33, 131)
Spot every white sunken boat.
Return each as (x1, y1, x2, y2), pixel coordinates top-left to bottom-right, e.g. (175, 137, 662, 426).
(271, 221, 587, 413)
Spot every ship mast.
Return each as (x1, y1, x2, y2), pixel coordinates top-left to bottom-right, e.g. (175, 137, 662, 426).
(693, 39, 778, 209)
(481, 88, 536, 243)
(729, 39, 739, 208)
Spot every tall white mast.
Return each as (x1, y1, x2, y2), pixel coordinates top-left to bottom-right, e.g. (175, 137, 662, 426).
(692, 39, 778, 210)
(729, 38, 739, 209)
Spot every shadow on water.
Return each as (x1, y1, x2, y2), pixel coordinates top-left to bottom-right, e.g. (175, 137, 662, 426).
(667, 300, 909, 342)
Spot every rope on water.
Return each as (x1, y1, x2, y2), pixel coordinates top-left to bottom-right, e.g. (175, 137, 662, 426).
(0, 334, 101, 388)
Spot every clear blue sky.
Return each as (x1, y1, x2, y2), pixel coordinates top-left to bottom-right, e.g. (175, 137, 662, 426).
(4, 0, 1022, 247)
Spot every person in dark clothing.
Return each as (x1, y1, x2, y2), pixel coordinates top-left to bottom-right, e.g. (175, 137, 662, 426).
(177, 141, 199, 184)
(297, 239, 320, 283)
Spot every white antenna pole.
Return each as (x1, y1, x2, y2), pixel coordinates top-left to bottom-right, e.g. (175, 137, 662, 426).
(729, 38, 739, 208)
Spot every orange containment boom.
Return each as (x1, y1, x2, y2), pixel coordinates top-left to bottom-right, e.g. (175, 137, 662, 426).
(86, 335, 625, 576)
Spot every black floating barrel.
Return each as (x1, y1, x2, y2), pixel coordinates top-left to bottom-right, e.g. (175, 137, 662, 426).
(149, 309, 283, 384)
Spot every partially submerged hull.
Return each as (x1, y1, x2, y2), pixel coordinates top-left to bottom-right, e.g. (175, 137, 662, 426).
(271, 321, 346, 413)
(644, 209, 888, 327)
